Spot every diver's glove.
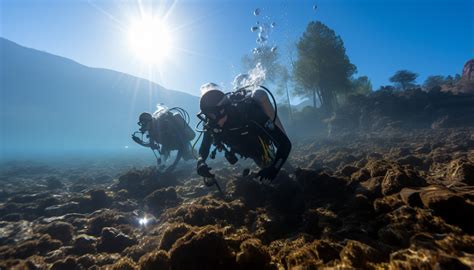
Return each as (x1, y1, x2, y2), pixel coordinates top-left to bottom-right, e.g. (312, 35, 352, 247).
(197, 160, 214, 178)
(256, 166, 279, 182)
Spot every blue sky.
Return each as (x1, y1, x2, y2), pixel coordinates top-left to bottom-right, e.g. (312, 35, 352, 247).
(1, 0, 473, 100)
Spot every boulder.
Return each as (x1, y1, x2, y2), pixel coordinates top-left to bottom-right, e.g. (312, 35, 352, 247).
(381, 168, 426, 195)
(37, 221, 74, 244)
(97, 227, 137, 253)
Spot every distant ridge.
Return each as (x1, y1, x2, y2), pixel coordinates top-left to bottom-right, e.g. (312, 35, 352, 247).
(0, 37, 199, 154)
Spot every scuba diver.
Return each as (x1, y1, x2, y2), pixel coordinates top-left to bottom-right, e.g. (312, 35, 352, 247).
(195, 83, 292, 182)
(132, 105, 195, 172)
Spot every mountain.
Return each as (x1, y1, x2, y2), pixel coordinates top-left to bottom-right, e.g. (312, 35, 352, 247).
(0, 37, 200, 155)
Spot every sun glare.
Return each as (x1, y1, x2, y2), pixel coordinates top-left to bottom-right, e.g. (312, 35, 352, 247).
(128, 16, 172, 64)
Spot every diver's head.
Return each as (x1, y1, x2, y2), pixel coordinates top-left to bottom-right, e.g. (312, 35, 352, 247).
(138, 112, 152, 132)
(199, 83, 228, 124)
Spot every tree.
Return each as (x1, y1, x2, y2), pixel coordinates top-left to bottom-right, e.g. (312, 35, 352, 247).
(351, 76, 373, 96)
(293, 21, 356, 112)
(275, 66, 293, 120)
(389, 70, 418, 90)
(423, 75, 445, 90)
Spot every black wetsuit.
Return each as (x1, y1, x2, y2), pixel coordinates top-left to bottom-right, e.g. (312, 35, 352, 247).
(198, 99, 291, 173)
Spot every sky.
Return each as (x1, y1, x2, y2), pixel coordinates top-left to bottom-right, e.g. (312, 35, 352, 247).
(1, 0, 473, 100)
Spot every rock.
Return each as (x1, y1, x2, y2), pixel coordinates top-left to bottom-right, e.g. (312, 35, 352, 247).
(117, 168, 178, 198)
(447, 159, 474, 185)
(313, 240, 342, 263)
(44, 202, 80, 216)
(381, 168, 426, 195)
(89, 189, 111, 208)
(350, 168, 370, 182)
(71, 234, 97, 255)
(341, 165, 359, 177)
(227, 176, 266, 209)
(169, 226, 236, 270)
(359, 176, 384, 198)
(37, 221, 74, 244)
(162, 196, 248, 227)
(340, 240, 383, 268)
(236, 238, 271, 269)
(419, 185, 474, 233)
(108, 257, 138, 270)
(159, 223, 192, 251)
(295, 169, 348, 202)
(144, 187, 181, 216)
(399, 188, 423, 207)
(87, 210, 130, 235)
(373, 195, 403, 214)
(50, 257, 78, 270)
(396, 147, 412, 157)
(97, 227, 137, 253)
(139, 250, 170, 270)
(389, 248, 471, 270)
(415, 144, 431, 154)
(76, 254, 97, 269)
(285, 243, 321, 269)
(397, 155, 424, 167)
(1, 234, 62, 259)
(45, 176, 64, 189)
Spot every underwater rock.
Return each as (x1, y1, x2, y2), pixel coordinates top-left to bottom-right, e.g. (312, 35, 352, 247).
(339, 240, 383, 268)
(226, 176, 267, 209)
(45, 176, 64, 190)
(87, 210, 130, 236)
(144, 187, 181, 216)
(44, 202, 80, 217)
(162, 196, 248, 227)
(37, 221, 74, 244)
(97, 227, 137, 253)
(71, 234, 97, 255)
(381, 168, 426, 195)
(159, 222, 193, 251)
(236, 238, 272, 269)
(117, 168, 179, 198)
(50, 257, 78, 270)
(389, 248, 471, 269)
(139, 250, 170, 270)
(0, 234, 62, 259)
(447, 159, 474, 185)
(169, 226, 236, 270)
(76, 254, 97, 269)
(419, 185, 474, 232)
(107, 257, 138, 270)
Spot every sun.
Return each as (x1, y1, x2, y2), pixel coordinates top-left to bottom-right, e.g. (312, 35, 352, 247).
(128, 16, 172, 64)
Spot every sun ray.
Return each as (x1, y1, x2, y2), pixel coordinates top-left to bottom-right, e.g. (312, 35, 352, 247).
(87, 0, 127, 32)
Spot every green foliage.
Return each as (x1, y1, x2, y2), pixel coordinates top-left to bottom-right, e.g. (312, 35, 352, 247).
(389, 70, 418, 90)
(293, 21, 356, 113)
(423, 75, 446, 90)
(351, 76, 373, 96)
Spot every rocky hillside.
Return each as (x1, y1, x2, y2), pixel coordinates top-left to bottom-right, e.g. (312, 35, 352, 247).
(1, 127, 473, 269)
(0, 37, 199, 154)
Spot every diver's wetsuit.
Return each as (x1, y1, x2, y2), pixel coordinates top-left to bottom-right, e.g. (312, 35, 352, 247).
(198, 99, 291, 175)
(149, 113, 193, 171)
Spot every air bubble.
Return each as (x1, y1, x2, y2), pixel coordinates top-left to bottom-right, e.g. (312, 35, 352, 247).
(254, 8, 261, 16)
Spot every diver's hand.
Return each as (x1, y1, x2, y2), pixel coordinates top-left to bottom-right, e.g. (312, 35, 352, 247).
(256, 166, 279, 182)
(197, 161, 214, 178)
(150, 142, 160, 151)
